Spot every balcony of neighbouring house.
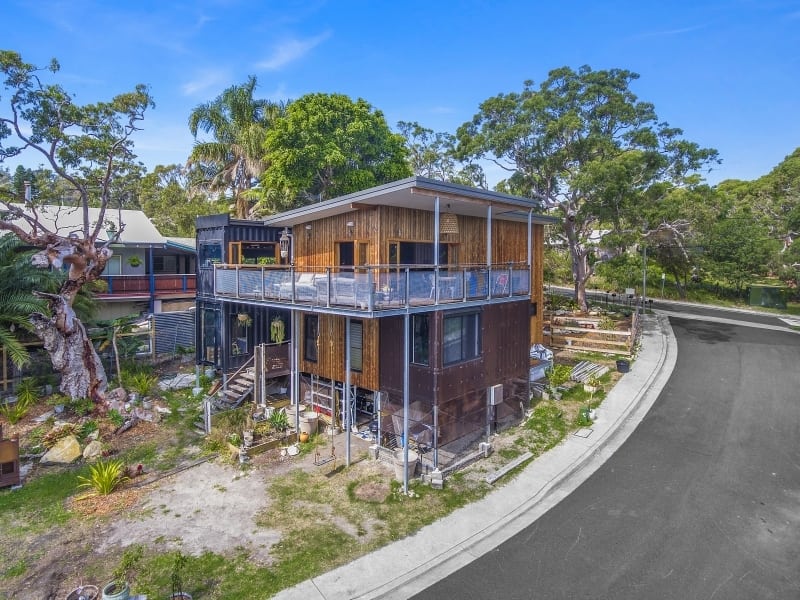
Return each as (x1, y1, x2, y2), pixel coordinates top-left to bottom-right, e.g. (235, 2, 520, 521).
(97, 273, 197, 299)
(204, 264, 530, 314)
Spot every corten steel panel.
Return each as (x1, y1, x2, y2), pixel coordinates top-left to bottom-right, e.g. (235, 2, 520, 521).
(378, 315, 435, 396)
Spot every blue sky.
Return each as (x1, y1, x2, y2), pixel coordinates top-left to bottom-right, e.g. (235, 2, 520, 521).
(4, 0, 799, 187)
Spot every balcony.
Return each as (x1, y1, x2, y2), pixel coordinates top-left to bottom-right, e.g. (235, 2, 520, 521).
(97, 274, 197, 298)
(207, 264, 530, 314)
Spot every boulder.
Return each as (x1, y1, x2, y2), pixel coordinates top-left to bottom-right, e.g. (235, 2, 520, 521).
(106, 387, 127, 408)
(82, 440, 103, 461)
(40, 435, 81, 465)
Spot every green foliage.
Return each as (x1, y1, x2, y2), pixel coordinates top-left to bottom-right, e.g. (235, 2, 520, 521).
(188, 75, 285, 219)
(41, 423, 77, 448)
(110, 544, 143, 589)
(0, 394, 32, 424)
(268, 409, 289, 433)
(260, 92, 411, 211)
(69, 397, 95, 417)
(127, 371, 157, 397)
(107, 408, 125, 429)
(77, 458, 130, 496)
(577, 406, 593, 427)
(0, 469, 77, 534)
(546, 364, 572, 388)
(458, 66, 718, 309)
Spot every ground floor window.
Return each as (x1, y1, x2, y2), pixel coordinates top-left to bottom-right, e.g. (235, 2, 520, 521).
(304, 315, 319, 362)
(411, 314, 430, 366)
(443, 311, 481, 365)
(349, 320, 363, 372)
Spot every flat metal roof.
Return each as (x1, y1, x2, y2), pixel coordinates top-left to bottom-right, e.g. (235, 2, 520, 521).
(262, 177, 558, 227)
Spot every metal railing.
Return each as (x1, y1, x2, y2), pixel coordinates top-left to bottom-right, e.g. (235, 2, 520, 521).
(210, 263, 530, 311)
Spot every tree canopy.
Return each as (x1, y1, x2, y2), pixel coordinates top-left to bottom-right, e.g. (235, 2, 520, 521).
(258, 93, 411, 211)
(456, 65, 719, 309)
(188, 76, 285, 219)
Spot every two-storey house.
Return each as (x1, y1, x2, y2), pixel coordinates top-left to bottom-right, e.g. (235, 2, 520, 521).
(196, 177, 555, 468)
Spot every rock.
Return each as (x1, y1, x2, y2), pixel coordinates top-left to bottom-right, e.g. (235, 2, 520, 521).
(158, 373, 196, 391)
(106, 387, 127, 405)
(40, 435, 81, 464)
(83, 440, 103, 461)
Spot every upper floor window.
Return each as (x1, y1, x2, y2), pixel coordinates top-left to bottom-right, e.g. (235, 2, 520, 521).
(443, 311, 481, 366)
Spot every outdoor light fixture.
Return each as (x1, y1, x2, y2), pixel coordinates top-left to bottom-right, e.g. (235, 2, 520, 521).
(346, 220, 355, 237)
(440, 204, 458, 234)
(305, 223, 312, 239)
(279, 227, 290, 259)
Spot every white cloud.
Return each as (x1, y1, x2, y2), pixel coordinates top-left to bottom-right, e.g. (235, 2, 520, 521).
(181, 68, 232, 96)
(255, 31, 331, 71)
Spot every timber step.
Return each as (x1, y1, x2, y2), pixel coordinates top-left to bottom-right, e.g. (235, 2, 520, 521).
(570, 361, 610, 383)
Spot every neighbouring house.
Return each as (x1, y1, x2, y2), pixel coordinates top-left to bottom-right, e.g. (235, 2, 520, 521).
(196, 177, 555, 468)
(8, 205, 196, 321)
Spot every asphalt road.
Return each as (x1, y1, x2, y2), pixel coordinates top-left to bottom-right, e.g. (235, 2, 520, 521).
(413, 315, 800, 599)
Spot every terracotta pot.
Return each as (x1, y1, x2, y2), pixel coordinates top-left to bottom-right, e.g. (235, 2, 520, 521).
(299, 431, 310, 443)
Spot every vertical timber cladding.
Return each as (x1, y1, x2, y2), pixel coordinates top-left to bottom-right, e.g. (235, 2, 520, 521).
(298, 312, 379, 391)
(294, 209, 381, 268)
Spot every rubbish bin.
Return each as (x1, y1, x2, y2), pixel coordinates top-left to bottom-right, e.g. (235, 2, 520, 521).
(392, 448, 418, 482)
(616, 359, 630, 373)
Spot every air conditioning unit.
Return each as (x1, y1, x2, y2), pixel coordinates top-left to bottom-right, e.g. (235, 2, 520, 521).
(488, 384, 504, 406)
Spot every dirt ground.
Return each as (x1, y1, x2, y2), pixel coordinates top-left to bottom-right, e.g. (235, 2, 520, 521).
(11, 425, 380, 599)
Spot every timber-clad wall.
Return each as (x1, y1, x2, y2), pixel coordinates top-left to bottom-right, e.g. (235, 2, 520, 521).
(299, 314, 379, 391)
(293, 207, 536, 267)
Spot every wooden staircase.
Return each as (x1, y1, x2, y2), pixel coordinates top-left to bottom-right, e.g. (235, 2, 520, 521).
(195, 357, 257, 435)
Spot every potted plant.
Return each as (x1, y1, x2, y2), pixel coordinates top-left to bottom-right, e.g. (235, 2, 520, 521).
(270, 316, 285, 344)
(102, 544, 142, 600)
(237, 313, 253, 328)
(127, 255, 142, 268)
(584, 374, 601, 395)
(170, 551, 192, 599)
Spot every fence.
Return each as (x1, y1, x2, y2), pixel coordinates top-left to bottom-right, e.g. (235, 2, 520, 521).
(543, 311, 639, 357)
(0, 309, 197, 394)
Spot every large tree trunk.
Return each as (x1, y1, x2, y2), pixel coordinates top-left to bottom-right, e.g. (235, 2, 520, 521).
(30, 293, 107, 403)
(565, 217, 592, 312)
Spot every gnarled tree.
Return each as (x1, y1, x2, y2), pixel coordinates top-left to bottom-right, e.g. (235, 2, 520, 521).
(456, 66, 719, 310)
(0, 50, 153, 403)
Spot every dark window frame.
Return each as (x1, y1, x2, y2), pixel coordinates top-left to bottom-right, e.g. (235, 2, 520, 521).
(304, 314, 319, 362)
(442, 311, 481, 366)
(411, 314, 430, 366)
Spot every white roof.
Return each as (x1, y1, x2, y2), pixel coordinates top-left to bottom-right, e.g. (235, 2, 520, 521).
(9, 204, 166, 245)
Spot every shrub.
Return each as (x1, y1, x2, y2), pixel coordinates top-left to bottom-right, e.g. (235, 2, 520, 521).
(107, 409, 125, 429)
(0, 395, 32, 424)
(70, 397, 95, 417)
(77, 458, 130, 496)
(268, 409, 289, 433)
(42, 423, 78, 448)
(127, 372, 158, 397)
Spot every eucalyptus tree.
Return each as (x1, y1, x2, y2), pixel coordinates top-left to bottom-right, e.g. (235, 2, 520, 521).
(456, 66, 719, 310)
(260, 93, 411, 211)
(187, 76, 285, 219)
(0, 50, 153, 402)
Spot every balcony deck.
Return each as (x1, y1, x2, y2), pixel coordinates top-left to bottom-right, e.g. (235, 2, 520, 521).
(204, 264, 530, 315)
(97, 274, 196, 299)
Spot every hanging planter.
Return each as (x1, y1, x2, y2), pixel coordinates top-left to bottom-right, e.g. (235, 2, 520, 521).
(127, 255, 142, 268)
(237, 313, 252, 328)
(270, 316, 285, 344)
